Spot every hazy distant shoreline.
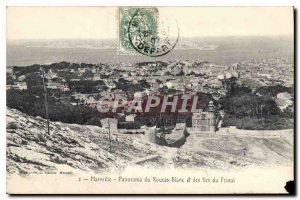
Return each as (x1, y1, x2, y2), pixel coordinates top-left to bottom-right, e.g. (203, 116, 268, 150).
(7, 36, 293, 67)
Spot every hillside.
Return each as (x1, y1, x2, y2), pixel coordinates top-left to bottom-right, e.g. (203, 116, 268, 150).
(183, 132, 293, 168)
(6, 108, 293, 175)
(7, 108, 173, 175)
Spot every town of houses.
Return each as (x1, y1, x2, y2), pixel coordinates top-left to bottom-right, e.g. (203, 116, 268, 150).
(6, 57, 294, 146)
(7, 57, 293, 99)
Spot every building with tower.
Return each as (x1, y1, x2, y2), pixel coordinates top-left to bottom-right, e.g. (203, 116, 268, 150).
(191, 101, 216, 134)
(184, 101, 218, 150)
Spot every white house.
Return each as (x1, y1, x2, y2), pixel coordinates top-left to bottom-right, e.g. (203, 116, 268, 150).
(125, 114, 136, 122)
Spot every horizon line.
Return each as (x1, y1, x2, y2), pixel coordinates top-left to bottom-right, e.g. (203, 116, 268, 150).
(6, 34, 294, 41)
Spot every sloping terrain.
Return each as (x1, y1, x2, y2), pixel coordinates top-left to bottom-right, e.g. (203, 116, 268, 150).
(181, 132, 293, 169)
(197, 136, 294, 164)
(6, 108, 172, 175)
(6, 108, 294, 175)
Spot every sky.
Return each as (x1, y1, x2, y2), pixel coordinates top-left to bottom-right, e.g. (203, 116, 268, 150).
(6, 7, 294, 40)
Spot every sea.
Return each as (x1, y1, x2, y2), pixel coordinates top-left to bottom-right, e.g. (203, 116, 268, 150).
(6, 36, 293, 67)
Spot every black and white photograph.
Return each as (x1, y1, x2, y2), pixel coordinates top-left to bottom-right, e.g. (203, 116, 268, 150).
(5, 6, 295, 194)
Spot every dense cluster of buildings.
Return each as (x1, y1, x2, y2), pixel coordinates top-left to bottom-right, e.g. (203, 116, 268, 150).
(6, 56, 293, 145)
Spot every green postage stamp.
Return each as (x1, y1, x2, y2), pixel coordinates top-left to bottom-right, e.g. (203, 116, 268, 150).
(118, 7, 159, 56)
(118, 7, 179, 57)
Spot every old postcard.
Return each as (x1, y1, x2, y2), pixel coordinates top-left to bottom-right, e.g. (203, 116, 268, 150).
(6, 7, 294, 194)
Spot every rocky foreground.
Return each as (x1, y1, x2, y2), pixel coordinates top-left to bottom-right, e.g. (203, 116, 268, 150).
(6, 108, 294, 175)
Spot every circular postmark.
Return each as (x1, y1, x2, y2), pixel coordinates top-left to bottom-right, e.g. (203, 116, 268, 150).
(128, 8, 179, 57)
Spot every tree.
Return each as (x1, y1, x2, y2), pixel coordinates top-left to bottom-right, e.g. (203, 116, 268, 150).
(222, 93, 279, 118)
(175, 70, 185, 76)
(25, 73, 43, 90)
(255, 85, 293, 97)
(164, 71, 171, 76)
(81, 70, 94, 80)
